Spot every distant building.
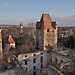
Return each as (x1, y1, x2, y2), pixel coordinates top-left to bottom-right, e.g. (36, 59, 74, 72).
(36, 14, 57, 51)
(0, 27, 3, 58)
(5, 35, 15, 51)
(58, 27, 75, 43)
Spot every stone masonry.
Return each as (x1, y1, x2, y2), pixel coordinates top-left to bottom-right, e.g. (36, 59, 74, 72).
(36, 14, 57, 51)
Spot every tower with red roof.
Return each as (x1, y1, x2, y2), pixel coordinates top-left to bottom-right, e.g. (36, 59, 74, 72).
(20, 22, 23, 34)
(36, 14, 57, 51)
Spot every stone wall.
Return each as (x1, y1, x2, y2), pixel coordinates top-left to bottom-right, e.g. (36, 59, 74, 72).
(44, 29, 57, 50)
(51, 51, 71, 64)
(36, 25, 44, 49)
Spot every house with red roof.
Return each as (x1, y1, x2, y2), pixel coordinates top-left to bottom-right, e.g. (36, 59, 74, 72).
(5, 35, 15, 51)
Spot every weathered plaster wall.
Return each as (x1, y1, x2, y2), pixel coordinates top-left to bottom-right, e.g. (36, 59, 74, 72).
(18, 51, 51, 75)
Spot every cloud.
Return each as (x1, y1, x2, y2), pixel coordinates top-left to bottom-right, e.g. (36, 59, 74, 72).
(51, 16, 75, 27)
(4, 2, 8, 6)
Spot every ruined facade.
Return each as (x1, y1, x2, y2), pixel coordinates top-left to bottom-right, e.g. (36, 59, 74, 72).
(36, 14, 57, 51)
(18, 51, 52, 75)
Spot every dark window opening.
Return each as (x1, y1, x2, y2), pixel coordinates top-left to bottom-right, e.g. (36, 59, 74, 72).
(33, 72, 36, 75)
(41, 64, 43, 68)
(33, 54, 36, 56)
(41, 53, 43, 55)
(40, 56, 43, 63)
(25, 55, 27, 57)
(33, 66, 36, 70)
(47, 29, 49, 32)
(33, 58, 36, 63)
(55, 58, 57, 63)
(60, 60, 63, 63)
(25, 60, 27, 65)
(26, 68, 27, 72)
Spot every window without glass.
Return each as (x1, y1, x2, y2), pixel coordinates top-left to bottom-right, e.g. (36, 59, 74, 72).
(41, 53, 43, 55)
(25, 60, 27, 65)
(47, 29, 49, 32)
(25, 55, 27, 57)
(33, 54, 36, 56)
(33, 66, 36, 70)
(33, 58, 36, 63)
(41, 64, 43, 68)
(60, 60, 63, 63)
(40, 56, 43, 63)
(33, 72, 36, 75)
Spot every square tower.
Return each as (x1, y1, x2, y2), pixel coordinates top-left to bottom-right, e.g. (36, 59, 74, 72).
(36, 14, 57, 51)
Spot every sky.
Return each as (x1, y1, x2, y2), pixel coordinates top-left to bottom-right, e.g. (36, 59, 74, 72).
(0, 0, 75, 27)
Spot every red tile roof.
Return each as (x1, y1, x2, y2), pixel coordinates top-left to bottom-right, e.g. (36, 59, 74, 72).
(40, 14, 55, 29)
(20, 22, 22, 26)
(6, 35, 15, 44)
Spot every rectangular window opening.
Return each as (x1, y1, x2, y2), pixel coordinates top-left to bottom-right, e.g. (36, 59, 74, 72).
(41, 64, 43, 68)
(25, 60, 27, 65)
(33, 72, 36, 75)
(33, 66, 36, 70)
(40, 56, 43, 63)
(33, 58, 36, 63)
